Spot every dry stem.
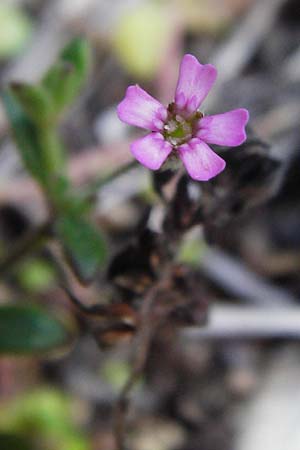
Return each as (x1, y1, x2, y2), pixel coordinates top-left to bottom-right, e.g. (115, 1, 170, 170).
(113, 269, 171, 450)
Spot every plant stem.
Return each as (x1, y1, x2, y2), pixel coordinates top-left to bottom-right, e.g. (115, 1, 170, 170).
(113, 267, 171, 450)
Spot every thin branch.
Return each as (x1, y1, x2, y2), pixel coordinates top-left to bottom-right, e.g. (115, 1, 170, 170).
(113, 269, 171, 450)
(61, 284, 108, 316)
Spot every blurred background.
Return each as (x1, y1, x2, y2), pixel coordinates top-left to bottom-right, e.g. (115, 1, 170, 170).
(0, 0, 300, 449)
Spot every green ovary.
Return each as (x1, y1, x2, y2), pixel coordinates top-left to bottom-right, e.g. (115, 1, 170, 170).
(165, 120, 193, 146)
(169, 123, 186, 139)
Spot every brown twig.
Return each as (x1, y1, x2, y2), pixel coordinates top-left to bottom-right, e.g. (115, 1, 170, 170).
(113, 269, 171, 450)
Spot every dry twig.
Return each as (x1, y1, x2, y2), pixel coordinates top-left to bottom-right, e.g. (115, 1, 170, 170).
(113, 268, 172, 450)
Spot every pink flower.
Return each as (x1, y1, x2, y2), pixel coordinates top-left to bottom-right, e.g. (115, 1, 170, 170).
(117, 54, 249, 181)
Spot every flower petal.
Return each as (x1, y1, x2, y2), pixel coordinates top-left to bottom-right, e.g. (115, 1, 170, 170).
(175, 54, 217, 114)
(117, 85, 167, 131)
(196, 108, 249, 146)
(178, 138, 225, 181)
(131, 133, 172, 170)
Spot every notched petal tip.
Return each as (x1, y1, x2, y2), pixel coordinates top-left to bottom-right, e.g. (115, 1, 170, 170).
(117, 85, 166, 131)
(235, 108, 250, 145)
(181, 54, 218, 77)
(131, 133, 172, 170)
(179, 138, 226, 181)
(196, 108, 250, 147)
(116, 85, 137, 122)
(175, 54, 217, 112)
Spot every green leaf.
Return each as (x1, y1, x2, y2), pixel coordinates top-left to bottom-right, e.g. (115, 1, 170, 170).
(10, 82, 53, 125)
(48, 175, 90, 216)
(55, 214, 106, 283)
(42, 37, 91, 114)
(2, 38, 90, 188)
(60, 37, 91, 79)
(0, 305, 71, 355)
(2, 89, 49, 183)
(2, 89, 66, 184)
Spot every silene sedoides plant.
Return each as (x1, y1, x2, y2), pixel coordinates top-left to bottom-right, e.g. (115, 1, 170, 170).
(118, 54, 249, 181)
(1, 38, 256, 450)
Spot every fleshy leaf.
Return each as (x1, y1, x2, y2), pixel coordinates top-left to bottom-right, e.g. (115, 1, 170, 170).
(42, 37, 91, 114)
(10, 82, 54, 125)
(0, 305, 71, 354)
(2, 89, 50, 184)
(55, 214, 107, 283)
(2, 89, 65, 184)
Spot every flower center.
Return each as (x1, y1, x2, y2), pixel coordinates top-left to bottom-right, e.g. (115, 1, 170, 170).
(163, 103, 203, 147)
(164, 117, 192, 146)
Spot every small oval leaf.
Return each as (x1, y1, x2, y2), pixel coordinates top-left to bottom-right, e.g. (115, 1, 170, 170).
(0, 305, 71, 355)
(2, 89, 48, 183)
(55, 214, 107, 283)
(10, 82, 54, 125)
(42, 37, 91, 114)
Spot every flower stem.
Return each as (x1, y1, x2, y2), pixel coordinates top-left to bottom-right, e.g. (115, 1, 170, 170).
(113, 266, 172, 450)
